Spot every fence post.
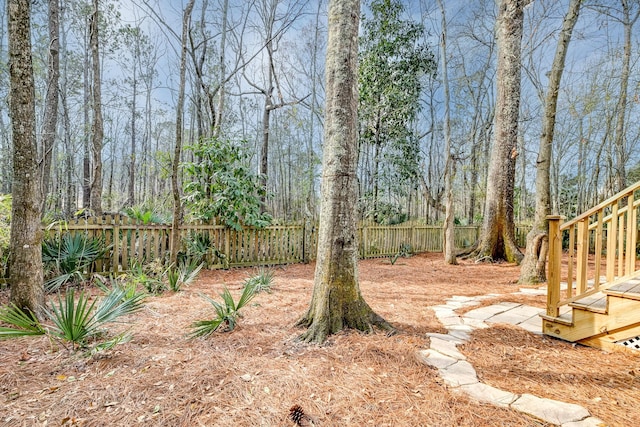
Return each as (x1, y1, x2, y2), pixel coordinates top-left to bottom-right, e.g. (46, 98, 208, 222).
(224, 227, 230, 269)
(546, 215, 563, 317)
(112, 215, 120, 274)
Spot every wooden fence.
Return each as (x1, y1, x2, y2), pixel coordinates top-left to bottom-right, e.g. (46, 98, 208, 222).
(36, 215, 531, 276)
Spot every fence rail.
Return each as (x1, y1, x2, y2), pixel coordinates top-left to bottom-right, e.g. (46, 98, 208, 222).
(31, 215, 531, 277)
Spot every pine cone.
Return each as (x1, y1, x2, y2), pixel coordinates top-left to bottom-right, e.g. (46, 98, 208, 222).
(289, 404, 305, 426)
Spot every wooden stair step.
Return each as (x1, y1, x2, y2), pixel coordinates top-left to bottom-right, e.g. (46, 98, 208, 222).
(540, 310, 573, 326)
(569, 292, 607, 314)
(606, 280, 640, 301)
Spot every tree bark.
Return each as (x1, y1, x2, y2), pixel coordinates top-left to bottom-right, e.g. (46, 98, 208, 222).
(471, 0, 529, 264)
(40, 0, 60, 215)
(613, 0, 639, 192)
(520, 0, 581, 284)
(89, 0, 103, 215)
(296, 0, 394, 344)
(437, 0, 457, 265)
(170, 0, 196, 266)
(8, 0, 44, 316)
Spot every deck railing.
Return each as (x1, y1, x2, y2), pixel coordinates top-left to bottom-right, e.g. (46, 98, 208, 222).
(547, 181, 640, 317)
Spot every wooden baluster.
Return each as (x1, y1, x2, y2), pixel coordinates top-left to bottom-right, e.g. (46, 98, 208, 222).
(607, 203, 618, 282)
(576, 220, 589, 294)
(594, 209, 603, 288)
(547, 215, 563, 317)
(567, 224, 575, 298)
(626, 192, 635, 276)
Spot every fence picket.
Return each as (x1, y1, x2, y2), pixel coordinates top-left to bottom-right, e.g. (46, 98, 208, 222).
(11, 215, 531, 280)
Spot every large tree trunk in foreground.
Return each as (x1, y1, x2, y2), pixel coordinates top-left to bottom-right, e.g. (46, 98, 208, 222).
(8, 0, 44, 316)
(470, 0, 529, 264)
(296, 0, 394, 344)
(520, 0, 581, 284)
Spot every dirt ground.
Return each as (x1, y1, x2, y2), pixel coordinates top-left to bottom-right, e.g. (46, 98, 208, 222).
(1, 252, 638, 426)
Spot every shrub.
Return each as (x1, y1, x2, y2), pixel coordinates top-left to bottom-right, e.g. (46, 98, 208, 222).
(244, 267, 274, 294)
(42, 233, 109, 292)
(167, 259, 203, 292)
(0, 286, 145, 354)
(189, 283, 257, 338)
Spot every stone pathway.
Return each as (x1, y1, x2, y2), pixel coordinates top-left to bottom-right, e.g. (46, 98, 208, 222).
(417, 289, 607, 427)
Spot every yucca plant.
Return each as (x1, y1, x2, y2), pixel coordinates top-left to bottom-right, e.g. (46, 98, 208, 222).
(244, 267, 274, 293)
(42, 233, 108, 292)
(0, 286, 144, 353)
(189, 283, 257, 338)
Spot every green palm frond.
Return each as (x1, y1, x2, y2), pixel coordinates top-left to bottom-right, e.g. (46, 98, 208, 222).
(45, 289, 97, 345)
(0, 304, 45, 339)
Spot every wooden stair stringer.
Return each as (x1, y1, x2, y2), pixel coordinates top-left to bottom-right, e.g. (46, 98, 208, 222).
(578, 321, 640, 353)
(542, 295, 640, 343)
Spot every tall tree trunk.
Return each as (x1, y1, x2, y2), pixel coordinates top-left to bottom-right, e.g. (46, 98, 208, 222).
(8, 0, 44, 316)
(40, 0, 60, 215)
(214, 0, 229, 137)
(127, 62, 137, 207)
(471, 0, 529, 264)
(170, 0, 196, 266)
(82, 24, 91, 210)
(437, 0, 457, 265)
(297, 0, 394, 344)
(613, 0, 639, 192)
(520, 0, 581, 284)
(89, 0, 103, 215)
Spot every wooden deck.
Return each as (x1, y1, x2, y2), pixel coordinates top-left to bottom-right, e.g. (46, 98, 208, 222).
(543, 181, 640, 351)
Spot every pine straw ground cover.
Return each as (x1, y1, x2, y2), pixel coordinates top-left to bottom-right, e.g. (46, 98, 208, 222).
(0, 252, 638, 426)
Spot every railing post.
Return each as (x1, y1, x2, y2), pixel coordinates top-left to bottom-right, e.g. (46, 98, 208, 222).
(547, 215, 563, 317)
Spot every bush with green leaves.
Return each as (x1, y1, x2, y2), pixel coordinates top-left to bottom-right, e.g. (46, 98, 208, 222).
(0, 286, 145, 354)
(244, 267, 274, 294)
(189, 283, 257, 338)
(42, 233, 109, 292)
(182, 137, 272, 230)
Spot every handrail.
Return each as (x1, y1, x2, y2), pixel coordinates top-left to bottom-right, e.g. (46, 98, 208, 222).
(546, 180, 640, 318)
(560, 180, 640, 230)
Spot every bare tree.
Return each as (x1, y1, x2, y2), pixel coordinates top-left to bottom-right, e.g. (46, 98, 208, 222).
(170, 0, 196, 266)
(296, 0, 394, 344)
(40, 0, 60, 214)
(520, 0, 582, 283)
(8, 0, 44, 316)
(437, 0, 457, 265)
(89, 0, 103, 215)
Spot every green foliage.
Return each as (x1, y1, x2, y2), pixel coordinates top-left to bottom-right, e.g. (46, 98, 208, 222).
(361, 196, 407, 225)
(0, 286, 144, 353)
(167, 259, 203, 292)
(0, 304, 46, 338)
(189, 283, 257, 338)
(42, 233, 109, 292)
(182, 137, 272, 231)
(123, 207, 166, 224)
(244, 267, 274, 294)
(127, 259, 167, 294)
(94, 274, 146, 302)
(358, 0, 436, 203)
